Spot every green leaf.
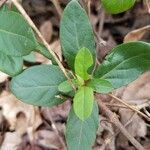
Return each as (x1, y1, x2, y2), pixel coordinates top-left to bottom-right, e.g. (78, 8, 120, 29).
(0, 11, 38, 56)
(94, 41, 150, 89)
(101, 0, 136, 14)
(76, 75, 84, 86)
(60, 0, 96, 70)
(0, 4, 9, 12)
(58, 80, 73, 93)
(0, 53, 23, 76)
(23, 52, 36, 63)
(66, 101, 99, 150)
(75, 48, 93, 80)
(10, 65, 66, 106)
(73, 86, 94, 120)
(87, 79, 114, 94)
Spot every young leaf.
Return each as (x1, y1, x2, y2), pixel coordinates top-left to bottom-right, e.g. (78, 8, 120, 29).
(10, 65, 66, 106)
(66, 102, 99, 150)
(101, 0, 136, 14)
(94, 41, 150, 89)
(76, 75, 84, 86)
(73, 86, 94, 120)
(0, 11, 38, 56)
(87, 79, 114, 94)
(75, 48, 93, 80)
(60, 0, 96, 70)
(58, 80, 73, 93)
(0, 52, 23, 76)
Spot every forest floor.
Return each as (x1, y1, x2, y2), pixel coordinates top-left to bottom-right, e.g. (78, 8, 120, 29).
(0, 0, 150, 150)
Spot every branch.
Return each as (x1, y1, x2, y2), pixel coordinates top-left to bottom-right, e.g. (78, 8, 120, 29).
(97, 99, 145, 150)
(109, 94, 150, 121)
(45, 108, 66, 150)
(11, 0, 76, 90)
(146, 0, 150, 13)
(50, 0, 63, 17)
(0, 0, 7, 8)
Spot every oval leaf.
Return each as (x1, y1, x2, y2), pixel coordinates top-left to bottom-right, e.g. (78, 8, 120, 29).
(58, 80, 73, 93)
(66, 102, 99, 150)
(60, 0, 96, 70)
(75, 48, 93, 80)
(0, 52, 23, 76)
(87, 79, 114, 93)
(0, 11, 38, 56)
(101, 0, 136, 14)
(73, 86, 94, 120)
(94, 41, 150, 89)
(10, 65, 66, 106)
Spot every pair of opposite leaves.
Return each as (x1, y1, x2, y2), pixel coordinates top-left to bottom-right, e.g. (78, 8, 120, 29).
(9, 0, 150, 121)
(69, 47, 113, 120)
(3, 1, 150, 150)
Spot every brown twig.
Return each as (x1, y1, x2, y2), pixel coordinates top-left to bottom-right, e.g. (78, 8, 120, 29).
(102, 112, 137, 148)
(97, 99, 145, 150)
(115, 112, 137, 136)
(11, 0, 76, 91)
(50, 0, 63, 17)
(105, 103, 130, 109)
(45, 108, 66, 150)
(98, 10, 105, 36)
(146, 0, 150, 13)
(109, 94, 150, 121)
(0, 0, 7, 8)
(80, 0, 90, 14)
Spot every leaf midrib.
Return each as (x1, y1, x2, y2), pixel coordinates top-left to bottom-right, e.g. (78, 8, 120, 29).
(15, 85, 57, 89)
(0, 29, 35, 48)
(100, 51, 150, 79)
(77, 121, 83, 150)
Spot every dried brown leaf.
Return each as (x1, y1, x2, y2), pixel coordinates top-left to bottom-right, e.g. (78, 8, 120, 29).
(0, 132, 21, 150)
(39, 20, 53, 43)
(0, 92, 42, 137)
(35, 130, 64, 150)
(124, 25, 150, 42)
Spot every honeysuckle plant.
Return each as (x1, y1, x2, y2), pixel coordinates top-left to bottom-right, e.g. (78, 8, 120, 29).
(0, 0, 150, 149)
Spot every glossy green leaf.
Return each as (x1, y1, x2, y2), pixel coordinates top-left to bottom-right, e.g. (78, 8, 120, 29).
(66, 101, 99, 150)
(87, 79, 114, 93)
(0, 9, 25, 76)
(75, 48, 93, 80)
(101, 0, 136, 14)
(0, 11, 38, 56)
(58, 80, 73, 93)
(0, 52, 23, 76)
(60, 0, 96, 70)
(73, 86, 94, 120)
(94, 41, 150, 89)
(10, 65, 66, 106)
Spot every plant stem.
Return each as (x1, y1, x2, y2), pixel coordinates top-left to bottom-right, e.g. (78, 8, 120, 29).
(11, 0, 76, 91)
(0, 0, 7, 7)
(50, 0, 63, 17)
(97, 99, 145, 150)
(109, 94, 150, 121)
